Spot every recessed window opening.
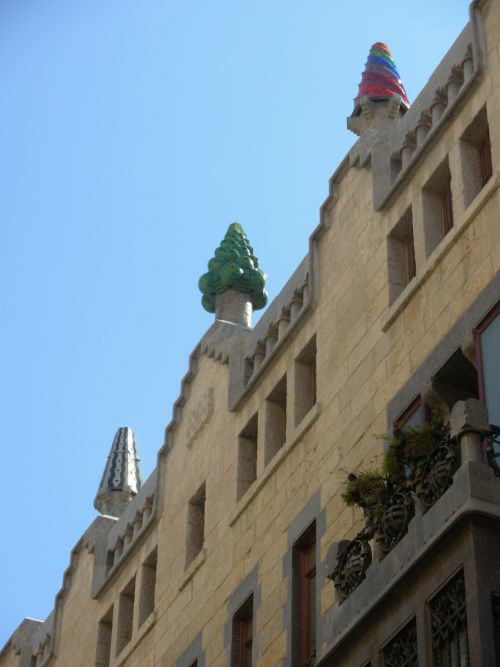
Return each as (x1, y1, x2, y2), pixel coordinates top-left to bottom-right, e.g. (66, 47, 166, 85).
(231, 595, 253, 667)
(387, 207, 416, 304)
(294, 336, 317, 427)
(237, 413, 258, 500)
(264, 375, 287, 464)
(106, 549, 114, 573)
(95, 605, 113, 667)
(391, 155, 402, 183)
(460, 107, 493, 207)
(139, 548, 157, 626)
(186, 482, 206, 567)
(422, 159, 454, 257)
(116, 577, 135, 656)
(432, 348, 479, 412)
(293, 523, 316, 667)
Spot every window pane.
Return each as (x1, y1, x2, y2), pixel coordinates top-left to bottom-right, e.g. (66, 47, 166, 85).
(396, 399, 427, 429)
(482, 312, 500, 426)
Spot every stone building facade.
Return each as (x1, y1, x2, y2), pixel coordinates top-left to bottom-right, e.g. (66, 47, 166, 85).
(2, 0, 500, 665)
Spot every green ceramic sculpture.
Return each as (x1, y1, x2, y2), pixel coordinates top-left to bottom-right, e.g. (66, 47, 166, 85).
(198, 223, 268, 313)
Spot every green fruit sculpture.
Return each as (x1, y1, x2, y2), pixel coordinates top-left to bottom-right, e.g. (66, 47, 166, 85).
(199, 223, 268, 313)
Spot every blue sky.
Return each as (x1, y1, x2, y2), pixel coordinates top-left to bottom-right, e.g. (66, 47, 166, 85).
(1, 0, 469, 643)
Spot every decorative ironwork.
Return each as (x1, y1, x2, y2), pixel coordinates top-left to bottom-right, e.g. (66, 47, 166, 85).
(486, 425, 500, 476)
(329, 532, 372, 602)
(377, 489, 415, 554)
(430, 571, 469, 667)
(382, 618, 418, 667)
(418, 438, 459, 510)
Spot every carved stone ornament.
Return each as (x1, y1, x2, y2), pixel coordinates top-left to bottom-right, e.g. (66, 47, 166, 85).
(377, 489, 415, 554)
(418, 438, 459, 510)
(329, 532, 372, 602)
(186, 388, 214, 446)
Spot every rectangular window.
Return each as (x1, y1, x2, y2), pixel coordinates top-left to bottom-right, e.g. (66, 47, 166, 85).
(382, 618, 418, 666)
(394, 398, 429, 430)
(387, 208, 416, 304)
(430, 571, 469, 667)
(460, 107, 493, 207)
(475, 301, 500, 428)
(294, 336, 317, 427)
(116, 577, 135, 656)
(231, 595, 253, 667)
(186, 483, 206, 567)
(422, 159, 454, 257)
(139, 548, 157, 626)
(95, 605, 113, 666)
(264, 375, 287, 464)
(237, 413, 258, 500)
(293, 524, 316, 667)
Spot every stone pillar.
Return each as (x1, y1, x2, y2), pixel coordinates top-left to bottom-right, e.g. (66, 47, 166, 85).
(215, 290, 252, 328)
(430, 89, 447, 124)
(265, 326, 278, 356)
(450, 399, 490, 464)
(277, 309, 290, 339)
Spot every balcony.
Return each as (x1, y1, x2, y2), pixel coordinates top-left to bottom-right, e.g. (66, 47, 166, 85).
(321, 398, 500, 666)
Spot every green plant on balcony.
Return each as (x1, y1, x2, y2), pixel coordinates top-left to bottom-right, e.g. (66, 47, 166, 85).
(342, 418, 452, 532)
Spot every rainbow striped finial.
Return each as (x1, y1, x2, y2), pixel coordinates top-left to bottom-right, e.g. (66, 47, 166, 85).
(353, 42, 410, 114)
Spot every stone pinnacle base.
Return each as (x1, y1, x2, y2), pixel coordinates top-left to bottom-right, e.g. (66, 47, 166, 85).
(215, 290, 252, 328)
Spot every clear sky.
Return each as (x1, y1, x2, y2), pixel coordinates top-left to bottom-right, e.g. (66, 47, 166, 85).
(1, 0, 469, 644)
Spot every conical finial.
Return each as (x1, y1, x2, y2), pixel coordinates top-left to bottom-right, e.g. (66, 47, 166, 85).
(94, 427, 142, 518)
(198, 223, 267, 327)
(353, 42, 410, 115)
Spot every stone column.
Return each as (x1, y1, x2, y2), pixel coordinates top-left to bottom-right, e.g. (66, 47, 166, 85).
(215, 290, 252, 328)
(450, 399, 490, 464)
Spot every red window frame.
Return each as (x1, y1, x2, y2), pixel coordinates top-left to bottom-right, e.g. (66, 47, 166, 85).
(298, 526, 316, 666)
(233, 596, 253, 667)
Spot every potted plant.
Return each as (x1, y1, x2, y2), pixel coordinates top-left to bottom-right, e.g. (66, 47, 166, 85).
(341, 470, 390, 534)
